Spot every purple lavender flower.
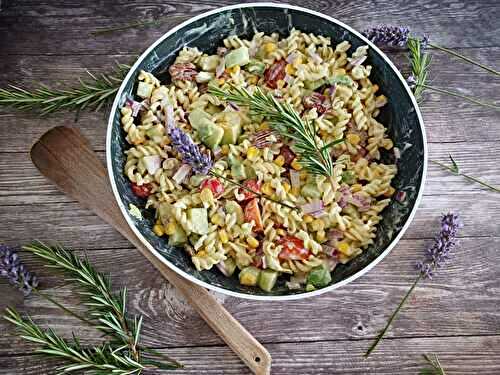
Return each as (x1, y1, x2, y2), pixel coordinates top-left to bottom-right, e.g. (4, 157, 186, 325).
(168, 126, 213, 175)
(0, 245, 38, 295)
(362, 25, 410, 47)
(416, 213, 462, 279)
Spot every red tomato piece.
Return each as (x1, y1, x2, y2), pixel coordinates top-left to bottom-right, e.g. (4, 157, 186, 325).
(264, 59, 286, 89)
(278, 236, 311, 261)
(200, 178, 225, 198)
(244, 198, 264, 232)
(169, 63, 198, 81)
(131, 183, 153, 198)
(240, 179, 261, 201)
(279, 145, 296, 166)
(303, 92, 328, 115)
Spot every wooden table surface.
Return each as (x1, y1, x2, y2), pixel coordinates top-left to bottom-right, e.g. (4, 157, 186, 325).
(1, 1, 499, 374)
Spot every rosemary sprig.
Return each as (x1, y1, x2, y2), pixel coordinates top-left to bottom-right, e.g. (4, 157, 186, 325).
(431, 155, 500, 193)
(208, 84, 343, 189)
(5, 307, 158, 374)
(420, 354, 447, 375)
(0, 63, 129, 115)
(408, 38, 500, 110)
(23, 242, 143, 361)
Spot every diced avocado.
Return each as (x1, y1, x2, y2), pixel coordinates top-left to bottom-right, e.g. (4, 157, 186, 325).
(305, 283, 316, 292)
(341, 170, 357, 185)
(196, 71, 214, 83)
(225, 201, 244, 224)
(246, 59, 266, 76)
(301, 184, 322, 199)
(258, 269, 278, 292)
(245, 165, 257, 180)
(188, 108, 211, 130)
(220, 118, 242, 145)
(307, 264, 332, 288)
(187, 208, 209, 235)
(304, 78, 325, 91)
(146, 124, 163, 139)
(231, 162, 247, 180)
(189, 174, 206, 187)
(137, 82, 154, 98)
(222, 258, 237, 276)
(225, 46, 250, 68)
(168, 221, 187, 246)
(199, 55, 220, 71)
(188, 233, 200, 246)
(239, 266, 261, 286)
(205, 103, 221, 115)
(197, 120, 224, 150)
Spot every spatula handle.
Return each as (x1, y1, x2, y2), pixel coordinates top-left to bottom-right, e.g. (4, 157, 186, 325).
(30, 126, 271, 375)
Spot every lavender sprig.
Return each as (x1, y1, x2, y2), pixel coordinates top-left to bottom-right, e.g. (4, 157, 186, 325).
(363, 25, 499, 76)
(0, 245, 38, 296)
(168, 125, 213, 175)
(365, 213, 461, 357)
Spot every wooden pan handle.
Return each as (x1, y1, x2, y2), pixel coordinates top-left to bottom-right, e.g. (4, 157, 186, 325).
(30, 126, 271, 375)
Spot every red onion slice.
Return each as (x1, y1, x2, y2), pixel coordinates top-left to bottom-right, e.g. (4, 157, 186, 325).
(301, 200, 325, 217)
(290, 170, 301, 189)
(165, 104, 175, 130)
(143, 155, 161, 175)
(216, 58, 225, 78)
(216, 262, 230, 276)
(172, 164, 192, 184)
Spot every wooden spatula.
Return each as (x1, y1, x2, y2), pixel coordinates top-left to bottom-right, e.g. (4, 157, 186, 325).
(30, 126, 271, 375)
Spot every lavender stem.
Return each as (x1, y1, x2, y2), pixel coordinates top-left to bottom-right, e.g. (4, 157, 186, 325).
(418, 84, 500, 111)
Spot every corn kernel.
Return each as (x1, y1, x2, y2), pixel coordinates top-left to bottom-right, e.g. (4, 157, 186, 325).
(277, 228, 286, 236)
(259, 121, 269, 130)
(337, 242, 350, 255)
(218, 229, 229, 244)
(217, 78, 226, 85)
(153, 224, 164, 236)
(274, 155, 285, 167)
(247, 75, 258, 85)
(200, 187, 214, 204)
(261, 182, 273, 196)
(291, 186, 300, 196)
(316, 229, 326, 242)
(221, 144, 230, 155)
(165, 222, 177, 235)
(293, 55, 303, 66)
(155, 218, 162, 225)
(346, 133, 361, 145)
(383, 139, 394, 150)
(196, 250, 207, 257)
(351, 183, 362, 192)
(285, 64, 296, 75)
(263, 42, 277, 54)
(210, 213, 224, 226)
(246, 236, 259, 248)
(304, 215, 314, 224)
(384, 186, 396, 197)
(227, 65, 240, 75)
(291, 159, 302, 170)
(282, 182, 291, 193)
(246, 146, 260, 161)
(311, 219, 325, 232)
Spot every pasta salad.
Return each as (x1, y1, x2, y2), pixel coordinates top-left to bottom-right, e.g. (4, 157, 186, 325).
(120, 28, 397, 292)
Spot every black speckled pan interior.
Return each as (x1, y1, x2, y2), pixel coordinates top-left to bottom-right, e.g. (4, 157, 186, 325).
(107, 4, 426, 300)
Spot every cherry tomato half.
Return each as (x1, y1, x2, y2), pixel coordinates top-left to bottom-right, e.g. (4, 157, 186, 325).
(200, 178, 225, 198)
(131, 183, 153, 198)
(278, 236, 311, 261)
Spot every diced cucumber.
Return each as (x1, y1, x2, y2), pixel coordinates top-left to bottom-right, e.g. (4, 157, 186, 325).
(189, 174, 206, 187)
(225, 47, 250, 68)
(326, 75, 353, 86)
(168, 221, 187, 246)
(188, 108, 211, 130)
(196, 71, 214, 83)
(246, 59, 266, 76)
(239, 266, 261, 286)
(301, 184, 322, 199)
(137, 82, 154, 99)
(244, 165, 257, 180)
(225, 201, 245, 224)
(304, 79, 325, 91)
(188, 233, 200, 246)
(305, 283, 316, 292)
(199, 55, 220, 71)
(258, 269, 278, 292)
(223, 258, 237, 276)
(307, 264, 332, 288)
(187, 208, 209, 235)
(219, 112, 242, 145)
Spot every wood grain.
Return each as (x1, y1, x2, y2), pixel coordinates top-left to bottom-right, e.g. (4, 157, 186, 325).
(1, 236, 499, 352)
(2, 335, 500, 374)
(29, 126, 271, 374)
(1, 0, 500, 373)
